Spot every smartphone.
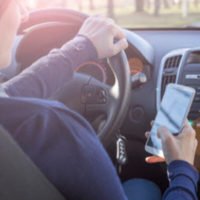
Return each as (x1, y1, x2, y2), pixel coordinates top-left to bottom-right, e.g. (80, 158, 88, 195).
(145, 83, 196, 157)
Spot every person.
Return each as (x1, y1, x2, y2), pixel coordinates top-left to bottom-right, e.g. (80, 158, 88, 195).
(0, 0, 162, 200)
(145, 121, 199, 200)
(0, 0, 198, 200)
(162, 124, 199, 200)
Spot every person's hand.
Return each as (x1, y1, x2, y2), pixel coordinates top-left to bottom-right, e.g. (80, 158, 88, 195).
(78, 16, 128, 59)
(158, 122, 198, 165)
(146, 121, 198, 165)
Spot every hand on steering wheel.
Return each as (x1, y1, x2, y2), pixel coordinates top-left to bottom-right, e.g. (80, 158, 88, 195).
(17, 9, 131, 147)
(78, 16, 128, 59)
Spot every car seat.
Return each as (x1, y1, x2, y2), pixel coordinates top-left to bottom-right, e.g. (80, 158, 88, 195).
(0, 125, 65, 200)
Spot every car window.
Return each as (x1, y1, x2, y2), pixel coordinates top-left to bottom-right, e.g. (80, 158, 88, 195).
(27, 0, 200, 28)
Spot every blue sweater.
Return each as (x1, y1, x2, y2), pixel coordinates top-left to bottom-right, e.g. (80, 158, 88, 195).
(3, 36, 98, 98)
(164, 160, 199, 200)
(2, 36, 199, 199)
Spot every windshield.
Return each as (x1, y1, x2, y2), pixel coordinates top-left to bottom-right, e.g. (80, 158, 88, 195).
(28, 0, 200, 28)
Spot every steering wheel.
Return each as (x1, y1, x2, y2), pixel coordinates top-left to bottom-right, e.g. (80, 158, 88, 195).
(17, 9, 131, 147)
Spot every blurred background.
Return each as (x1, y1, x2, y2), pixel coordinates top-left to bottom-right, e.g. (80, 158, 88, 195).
(27, 0, 200, 28)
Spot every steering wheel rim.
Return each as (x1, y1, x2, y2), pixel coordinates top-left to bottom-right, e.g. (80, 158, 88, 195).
(18, 8, 87, 34)
(17, 8, 131, 147)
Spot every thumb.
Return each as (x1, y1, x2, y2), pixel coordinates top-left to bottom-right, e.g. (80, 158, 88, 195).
(145, 156, 165, 163)
(112, 38, 128, 55)
(158, 126, 175, 147)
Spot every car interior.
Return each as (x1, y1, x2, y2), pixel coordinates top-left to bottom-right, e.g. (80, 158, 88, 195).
(1, 2, 200, 199)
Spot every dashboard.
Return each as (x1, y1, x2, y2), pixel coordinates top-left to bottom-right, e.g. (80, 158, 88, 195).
(121, 29, 200, 141)
(75, 60, 114, 85)
(128, 57, 145, 75)
(75, 54, 150, 85)
(2, 22, 200, 142)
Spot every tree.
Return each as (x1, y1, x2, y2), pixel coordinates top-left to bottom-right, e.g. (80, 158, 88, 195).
(135, 0, 145, 12)
(107, 0, 114, 18)
(61, 0, 67, 7)
(89, 0, 95, 10)
(77, 0, 82, 11)
(182, 0, 189, 18)
(154, 0, 161, 16)
(163, 0, 170, 8)
(194, 0, 200, 7)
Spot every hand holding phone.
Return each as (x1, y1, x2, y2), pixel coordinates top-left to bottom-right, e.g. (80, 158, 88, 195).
(145, 84, 196, 158)
(157, 123, 197, 165)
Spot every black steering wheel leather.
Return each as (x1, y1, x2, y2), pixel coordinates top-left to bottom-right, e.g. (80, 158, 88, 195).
(17, 8, 131, 147)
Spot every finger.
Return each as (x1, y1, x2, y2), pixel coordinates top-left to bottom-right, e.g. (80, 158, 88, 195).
(95, 16, 115, 28)
(180, 123, 196, 138)
(184, 119, 190, 126)
(157, 126, 171, 140)
(157, 127, 178, 155)
(112, 25, 126, 40)
(84, 16, 95, 24)
(181, 120, 190, 132)
(150, 120, 154, 126)
(93, 14, 105, 18)
(112, 38, 128, 55)
(145, 156, 165, 163)
(145, 131, 150, 138)
(194, 139, 198, 152)
(105, 18, 115, 25)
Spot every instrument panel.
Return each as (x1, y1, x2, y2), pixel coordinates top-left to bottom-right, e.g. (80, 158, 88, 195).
(128, 57, 144, 75)
(76, 54, 150, 85)
(76, 61, 107, 83)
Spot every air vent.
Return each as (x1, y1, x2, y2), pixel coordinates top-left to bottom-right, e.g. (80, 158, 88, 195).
(161, 55, 182, 97)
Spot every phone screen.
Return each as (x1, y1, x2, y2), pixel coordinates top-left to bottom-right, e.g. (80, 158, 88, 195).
(145, 84, 195, 157)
